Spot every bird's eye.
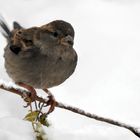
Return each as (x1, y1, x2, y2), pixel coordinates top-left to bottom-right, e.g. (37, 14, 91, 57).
(52, 31, 58, 37)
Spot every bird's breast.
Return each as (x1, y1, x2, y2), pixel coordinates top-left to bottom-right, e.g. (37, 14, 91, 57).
(4, 46, 77, 89)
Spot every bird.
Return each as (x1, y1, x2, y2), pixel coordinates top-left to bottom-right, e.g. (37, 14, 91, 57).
(0, 16, 77, 113)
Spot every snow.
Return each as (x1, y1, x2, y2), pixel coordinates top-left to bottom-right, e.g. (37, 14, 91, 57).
(0, 79, 28, 91)
(0, 0, 140, 139)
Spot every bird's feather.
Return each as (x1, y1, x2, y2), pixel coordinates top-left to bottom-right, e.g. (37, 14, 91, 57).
(0, 15, 11, 40)
(13, 21, 23, 30)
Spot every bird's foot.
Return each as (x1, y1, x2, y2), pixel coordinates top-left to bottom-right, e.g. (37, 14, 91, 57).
(16, 82, 37, 107)
(43, 89, 56, 114)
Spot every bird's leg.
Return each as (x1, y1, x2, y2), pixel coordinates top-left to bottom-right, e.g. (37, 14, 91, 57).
(16, 82, 37, 105)
(43, 89, 56, 114)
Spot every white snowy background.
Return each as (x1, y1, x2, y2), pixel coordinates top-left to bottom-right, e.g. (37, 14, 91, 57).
(0, 0, 140, 139)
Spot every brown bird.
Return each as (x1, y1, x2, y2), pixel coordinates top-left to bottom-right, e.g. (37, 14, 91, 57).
(0, 16, 77, 113)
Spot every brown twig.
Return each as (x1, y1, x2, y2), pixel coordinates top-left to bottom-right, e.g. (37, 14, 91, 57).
(0, 82, 140, 138)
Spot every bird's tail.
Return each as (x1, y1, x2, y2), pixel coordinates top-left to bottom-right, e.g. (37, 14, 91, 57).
(0, 15, 11, 40)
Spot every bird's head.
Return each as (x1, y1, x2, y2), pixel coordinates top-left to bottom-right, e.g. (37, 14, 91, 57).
(34, 20, 75, 55)
(10, 20, 75, 56)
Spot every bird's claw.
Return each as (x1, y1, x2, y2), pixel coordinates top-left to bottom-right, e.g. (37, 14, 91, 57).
(43, 89, 56, 114)
(46, 95, 56, 114)
(17, 82, 37, 108)
(21, 92, 35, 108)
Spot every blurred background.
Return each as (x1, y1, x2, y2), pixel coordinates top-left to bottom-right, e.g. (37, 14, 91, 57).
(0, 0, 140, 139)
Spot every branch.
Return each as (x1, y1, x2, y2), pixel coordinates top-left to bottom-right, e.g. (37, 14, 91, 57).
(0, 81, 140, 139)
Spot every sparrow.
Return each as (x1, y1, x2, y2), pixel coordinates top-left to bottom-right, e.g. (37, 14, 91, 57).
(0, 16, 77, 112)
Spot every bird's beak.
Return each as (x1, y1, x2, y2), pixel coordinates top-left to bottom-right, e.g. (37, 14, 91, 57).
(61, 35, 74, 47)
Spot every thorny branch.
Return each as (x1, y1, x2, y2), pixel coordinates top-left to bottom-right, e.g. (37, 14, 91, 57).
(0, 82, 140, 139)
